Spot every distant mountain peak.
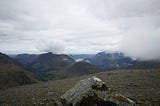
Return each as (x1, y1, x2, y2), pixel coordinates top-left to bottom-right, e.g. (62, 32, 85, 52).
(44, 52, 53, 55)
(96, 51, 106, 56)
(14, 52, 75, 81)
(84, 51, 160, 70)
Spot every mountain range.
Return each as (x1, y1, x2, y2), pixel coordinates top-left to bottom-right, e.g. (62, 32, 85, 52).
(1, 51, 159, 87)
(14, 52, 101, 81)
(84, 52, 160, 70)
(0, 52, 100, 88)
(12, 51, 160, 80)
(14, 52, 75, 81)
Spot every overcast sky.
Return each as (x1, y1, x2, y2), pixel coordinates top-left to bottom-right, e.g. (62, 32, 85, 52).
(0, 0, 160, 60)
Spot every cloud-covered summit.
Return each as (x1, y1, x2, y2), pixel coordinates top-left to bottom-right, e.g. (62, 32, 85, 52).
(0, 0, 160, 60)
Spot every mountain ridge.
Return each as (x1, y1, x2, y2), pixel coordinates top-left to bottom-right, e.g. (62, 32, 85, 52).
(84, 51, 160, 70)
(14, 52, 75, 81)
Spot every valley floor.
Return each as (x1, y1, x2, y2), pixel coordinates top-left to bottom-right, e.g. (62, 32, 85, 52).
(0, 69, 160, 106)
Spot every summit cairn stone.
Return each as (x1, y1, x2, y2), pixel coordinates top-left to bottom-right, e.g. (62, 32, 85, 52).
(61, 76, 135, 106)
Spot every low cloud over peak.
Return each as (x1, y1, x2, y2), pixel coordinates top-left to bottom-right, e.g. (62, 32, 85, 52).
(36, 40, 65, 54)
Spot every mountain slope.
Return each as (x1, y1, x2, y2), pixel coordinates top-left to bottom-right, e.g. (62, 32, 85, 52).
(51, 61, 101, 80)
(31, 52, 75, 71)
(14, 53, 38, 68)
(0, 52, 37, 89)
(65, 61, 100, 76)
(14, 52, 75, 81)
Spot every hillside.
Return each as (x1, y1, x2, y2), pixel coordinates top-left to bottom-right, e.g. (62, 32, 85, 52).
(0, 52, 37, 89)
(14, 53, 38, 68)
(65, 61, 100, 76)
(14, 52, 75, 81)
(50, 61, 101, 80)
(0, 69, 159, 105)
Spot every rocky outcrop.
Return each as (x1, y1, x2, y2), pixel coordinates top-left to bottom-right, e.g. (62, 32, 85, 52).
(61, 76, 135, 106)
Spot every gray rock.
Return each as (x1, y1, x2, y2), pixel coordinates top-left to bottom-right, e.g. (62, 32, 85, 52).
(61, 76, 135, 106)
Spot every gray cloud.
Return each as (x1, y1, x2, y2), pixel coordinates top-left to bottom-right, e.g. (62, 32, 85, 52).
(0, 0, 160, 60)
(120, 18, 160, 60)
(35, 40, 65, 54)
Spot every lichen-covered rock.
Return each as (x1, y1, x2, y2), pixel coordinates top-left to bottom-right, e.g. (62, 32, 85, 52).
(61, 76, 135, 106)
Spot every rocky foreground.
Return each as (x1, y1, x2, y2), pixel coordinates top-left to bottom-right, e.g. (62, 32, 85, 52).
(61, 76, 135, 106)
(0, 69, 160, 106)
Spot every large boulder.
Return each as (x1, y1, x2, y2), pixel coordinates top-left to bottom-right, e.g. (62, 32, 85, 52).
(61, 76, 135, 106)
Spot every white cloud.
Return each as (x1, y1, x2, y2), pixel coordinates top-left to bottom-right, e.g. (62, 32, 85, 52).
(0, 0, 160, 60)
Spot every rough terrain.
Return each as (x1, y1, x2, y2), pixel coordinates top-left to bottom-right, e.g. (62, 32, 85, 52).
(0, 69, 160, 106)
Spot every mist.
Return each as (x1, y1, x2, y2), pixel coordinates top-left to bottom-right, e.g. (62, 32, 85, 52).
(36, 40, 65, 54)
